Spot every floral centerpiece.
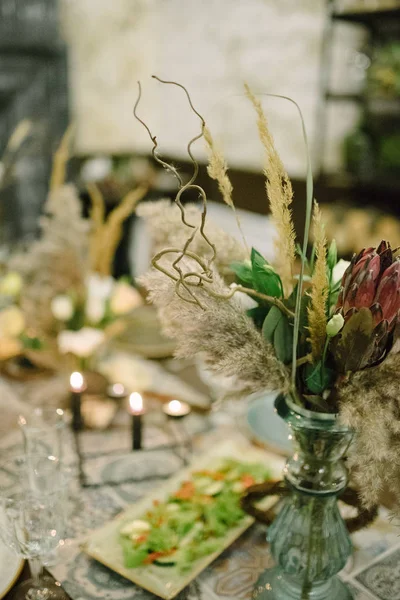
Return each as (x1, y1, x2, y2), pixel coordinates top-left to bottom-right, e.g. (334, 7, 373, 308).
(136, 77, 400, 599)
(0, 128, 145, 374)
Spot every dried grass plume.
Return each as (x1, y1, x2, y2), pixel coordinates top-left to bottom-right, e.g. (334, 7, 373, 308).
(87, 182, 148, 276)
(308, 201, 328, 361)
(244, 83, 296, 295)
(338, 345, 400, 513)
(140, 261, 288, 395)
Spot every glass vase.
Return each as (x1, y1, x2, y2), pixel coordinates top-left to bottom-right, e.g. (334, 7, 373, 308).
(254, 394, 354, 600)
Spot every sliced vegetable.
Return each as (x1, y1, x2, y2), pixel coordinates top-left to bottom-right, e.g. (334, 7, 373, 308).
(118, 458, 271, 572)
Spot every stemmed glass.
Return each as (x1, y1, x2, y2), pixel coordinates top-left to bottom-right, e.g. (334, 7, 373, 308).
(18, 407, 66, 463)
(0, 455, 69, 600)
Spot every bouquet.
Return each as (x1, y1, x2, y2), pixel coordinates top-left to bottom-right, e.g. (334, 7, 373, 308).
(138, 77, 400, 513)
(0, 127, 145, 372)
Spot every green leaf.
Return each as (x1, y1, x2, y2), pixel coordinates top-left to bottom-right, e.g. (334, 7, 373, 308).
(304, 361, 335, 395)
(250, 248, 282, 298)
(230, 261, 254, 288)
(327, 240, 337, 271)
(20, 334, 43, 350)
(331, 307, 375, 372)
(262, 306, 283, 343)
(273, 314, 293, 364)
(247, 306, 270, 329)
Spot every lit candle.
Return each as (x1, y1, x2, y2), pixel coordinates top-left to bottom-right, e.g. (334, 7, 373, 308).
(70, 372, 86, 431)
(129, 392, 145, 451)
(107, 383, 127, 400)
(162, 399, 191, 419)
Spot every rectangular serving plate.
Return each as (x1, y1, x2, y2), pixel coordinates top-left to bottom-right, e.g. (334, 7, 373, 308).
(82, 438, 284, 600)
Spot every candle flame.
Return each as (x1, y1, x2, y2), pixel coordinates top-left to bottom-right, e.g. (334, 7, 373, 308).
(70, 371, 84, 391)
(129, 392, 143, 414)
(168, 400, 182, 414)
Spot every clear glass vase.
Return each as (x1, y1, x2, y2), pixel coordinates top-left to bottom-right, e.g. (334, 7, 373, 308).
(254, 394, 354, 600)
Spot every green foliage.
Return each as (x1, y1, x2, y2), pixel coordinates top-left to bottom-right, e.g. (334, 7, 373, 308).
(327, 240, 337, 271)
(262, 306, 293, 364)
(262, 306, 282, 343)
(303, 361, 335, 395)
(246, 306, 269, 329)
(250, 248, 283, 298)
(230, 261, 254, 288)
(331, 308, 375, 373)
(20, 333, 43, 350)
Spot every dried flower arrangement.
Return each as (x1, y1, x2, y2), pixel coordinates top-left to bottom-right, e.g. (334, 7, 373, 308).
(138, 76, 400, 512)
(0, 126, 146, 372)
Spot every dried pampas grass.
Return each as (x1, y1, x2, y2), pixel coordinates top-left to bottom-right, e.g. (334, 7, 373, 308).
(203, 125, 248, 252)
(338, 346, 400, 512)
(244, 84, 296, 295)
(203, 125, 234, 209)
(87, 182, 148, 276)
(10, 184, 89, 337)
(308, 202, 328, 361)
(140, 261, 288, 395)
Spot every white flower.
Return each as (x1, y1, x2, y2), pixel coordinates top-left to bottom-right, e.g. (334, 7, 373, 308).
(0, 272, 23, 296)
(110, 282, 142, 315)
(81, 157, 112, 182)
(51, 295, 74, 321)
(58, 327, 105, 358)
(0, 306, 25, 338)
(326, 314, 345, 338)
(85, 273, 114, 324)
(332, 259, 351, 285)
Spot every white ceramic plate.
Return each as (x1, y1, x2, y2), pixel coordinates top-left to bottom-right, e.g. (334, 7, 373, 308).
(0, 540, 24, 600)
(246, 391, 293, 455)
(82, 439, 284, 600)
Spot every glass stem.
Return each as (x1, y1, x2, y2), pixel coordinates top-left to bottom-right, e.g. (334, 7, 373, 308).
(301, 498, 316, 600)
(28, 557, 43, 587)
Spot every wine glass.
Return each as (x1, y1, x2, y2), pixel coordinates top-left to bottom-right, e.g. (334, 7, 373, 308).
(0, 455, 69, 600)
(18, 407, 66, 463)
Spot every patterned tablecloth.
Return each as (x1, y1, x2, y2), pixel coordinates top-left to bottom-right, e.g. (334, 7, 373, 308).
(1, 397, 400, 600)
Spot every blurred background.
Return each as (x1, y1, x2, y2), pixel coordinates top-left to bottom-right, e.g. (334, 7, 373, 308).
(0, 0, 399, 273)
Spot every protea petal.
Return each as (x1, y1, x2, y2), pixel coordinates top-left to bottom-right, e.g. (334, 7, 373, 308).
(344, 283, 358, 313)
(380, 260, 400, 279)
(379, 247, 393, 276)
(337, 289, 344, 309)
(354, 271, 376, 308)
(368, 255, 381, 281)
(375, 272, 400, 322)
(341, 254, 357, 296)
(370, 302, 384, 326)
(333, 241, 397, 370)
(377, 240, 389, 254)
(352, 252, 375, 278)
(344, 307, 357, 322)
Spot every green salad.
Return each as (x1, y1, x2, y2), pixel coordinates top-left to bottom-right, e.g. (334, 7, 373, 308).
(119, 458, 271, 572)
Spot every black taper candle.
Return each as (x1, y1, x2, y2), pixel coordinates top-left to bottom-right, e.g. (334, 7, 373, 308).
(71, 391, 83, 431)
(132, 413, 142, 450)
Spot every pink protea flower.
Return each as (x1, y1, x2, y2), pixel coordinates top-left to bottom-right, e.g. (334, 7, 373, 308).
(337, 241, 400, 327)
(332, 241, 400, 372)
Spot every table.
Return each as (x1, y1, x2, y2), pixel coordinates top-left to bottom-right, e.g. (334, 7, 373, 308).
(2, 369, 400, 600)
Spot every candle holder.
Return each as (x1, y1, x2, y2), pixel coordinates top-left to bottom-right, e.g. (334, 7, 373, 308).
(70, 372, 86, 432)
(162, 400, 192, 466)
(162, 399, 191, 419)
(128, 393, 145, 451)
(106, 383, 127, 401)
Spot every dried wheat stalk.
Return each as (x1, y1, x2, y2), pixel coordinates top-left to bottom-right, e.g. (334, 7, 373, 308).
(308, 202, 328, 361)
(244, 84, 296, 295)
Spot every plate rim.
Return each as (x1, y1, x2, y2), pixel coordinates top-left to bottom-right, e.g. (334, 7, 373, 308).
(0, 556, 24, 600)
